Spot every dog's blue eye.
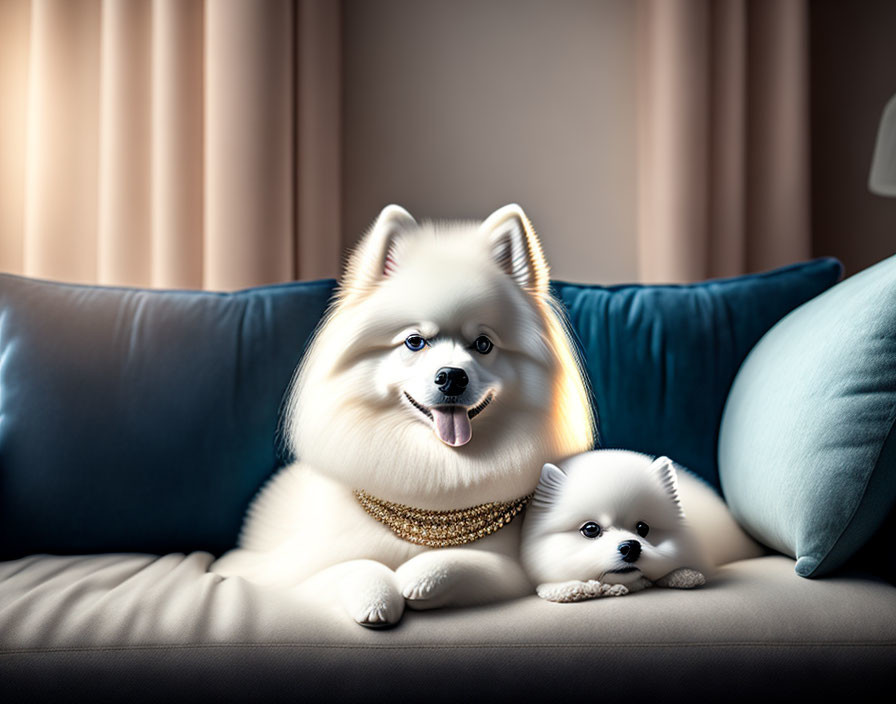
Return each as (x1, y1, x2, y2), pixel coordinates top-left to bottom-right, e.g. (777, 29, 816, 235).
(405, 335, 426, 351)
(473, 335, 493, 354)
(636, 521, 650, 538)
(579, 522, 601, 539)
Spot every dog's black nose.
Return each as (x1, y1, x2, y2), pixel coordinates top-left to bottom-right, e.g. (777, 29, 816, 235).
(435, 367, 468, 396)
(618, 540, 641, 563)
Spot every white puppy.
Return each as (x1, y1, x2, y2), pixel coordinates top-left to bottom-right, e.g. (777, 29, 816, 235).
(521, 450, 762, 602)
(212, 204, 597, 626)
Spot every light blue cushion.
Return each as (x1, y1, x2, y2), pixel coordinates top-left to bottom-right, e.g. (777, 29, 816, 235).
(552, 258, 843, 491)
(719, 254, 896, 577)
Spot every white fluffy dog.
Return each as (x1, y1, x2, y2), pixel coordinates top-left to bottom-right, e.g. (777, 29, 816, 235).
(521, 450, 762, 602)
(211, 204, 597, 626)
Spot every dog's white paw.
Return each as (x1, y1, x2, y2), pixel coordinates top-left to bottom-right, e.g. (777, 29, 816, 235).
(349, 594, 404, 628)
(336, 563, 405, 627)
(536, 579, 630, 602)
(396, 555, 458, 609)
(655, 568, 706, 589)
(402, 573, 444, 602)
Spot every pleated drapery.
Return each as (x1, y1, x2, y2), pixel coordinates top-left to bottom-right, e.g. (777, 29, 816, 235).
(0, 0, 341, 291)
(2, 1, 818, 290)
(636, 0, 811, 283)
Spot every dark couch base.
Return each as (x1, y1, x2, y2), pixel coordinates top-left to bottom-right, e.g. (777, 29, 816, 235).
(3, 642, 895, 703)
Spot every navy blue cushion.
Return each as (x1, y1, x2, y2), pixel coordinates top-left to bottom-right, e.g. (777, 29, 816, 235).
(0, 260, 841, 558)
(551, 258, 843, 491)
(0, 274, 337, 559)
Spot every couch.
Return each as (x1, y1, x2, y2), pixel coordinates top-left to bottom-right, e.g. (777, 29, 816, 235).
(1, 257, 894, 702)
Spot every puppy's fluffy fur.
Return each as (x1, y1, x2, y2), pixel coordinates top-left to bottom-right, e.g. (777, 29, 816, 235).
(521, 450, 762, 602)
(211, 204, 597, 626)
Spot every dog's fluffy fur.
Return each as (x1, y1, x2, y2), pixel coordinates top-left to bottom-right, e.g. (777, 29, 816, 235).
(520, 450, 762, 602)
(211, 204, 597, 626)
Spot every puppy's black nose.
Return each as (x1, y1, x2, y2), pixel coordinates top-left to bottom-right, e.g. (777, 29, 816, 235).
(435, 367, 468, 396)
(618, 540, 641, 563)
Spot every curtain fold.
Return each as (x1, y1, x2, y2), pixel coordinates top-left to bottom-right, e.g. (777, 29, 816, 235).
(0, 0, 30, 274)
(637, 0, 811, 283)
(151, 0, 204, 289)
(204, 0, 295, 291)
(296, 0, 341, 282)
(99, 0, 151, 286)
(24, 0, 101, 284)
(0, 0, 341, 291)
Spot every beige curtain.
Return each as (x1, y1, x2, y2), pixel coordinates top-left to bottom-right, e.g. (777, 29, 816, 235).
(637, 0, 811, 283)
(0, 0, 341, 291)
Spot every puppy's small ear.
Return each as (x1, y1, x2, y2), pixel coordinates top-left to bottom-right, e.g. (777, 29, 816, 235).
(480, 204, 549, 296)
(649, 456, 685, 518)
(346, 205, 417, 290)
(533, 462, 568, 506)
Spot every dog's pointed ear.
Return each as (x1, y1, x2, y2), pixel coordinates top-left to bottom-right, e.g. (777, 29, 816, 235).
(649, 456, 685, 518)
(347, 205, 417, 290)
(532, 462, 568, 506)
(480, 204, 549, 296)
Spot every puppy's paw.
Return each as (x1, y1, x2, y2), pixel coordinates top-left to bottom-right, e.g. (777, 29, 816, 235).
(602, 582, 630, 597)
(655, 567, 706, 589)
(536, 580, 629, 602)
(624, 576, 655, 593)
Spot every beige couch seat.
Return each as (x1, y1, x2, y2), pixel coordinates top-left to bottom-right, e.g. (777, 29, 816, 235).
(1, 553, 894, 701)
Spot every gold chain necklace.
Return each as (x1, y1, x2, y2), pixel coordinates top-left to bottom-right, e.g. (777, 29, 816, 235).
(353, 489, 534, 548)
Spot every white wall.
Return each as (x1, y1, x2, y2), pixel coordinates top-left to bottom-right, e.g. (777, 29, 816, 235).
(343, 0, 639, 284)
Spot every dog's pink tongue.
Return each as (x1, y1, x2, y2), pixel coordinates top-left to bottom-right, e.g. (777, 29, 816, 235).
(431, 406, 472, 447)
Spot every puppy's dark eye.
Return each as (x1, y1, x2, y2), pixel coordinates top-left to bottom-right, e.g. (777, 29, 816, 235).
(636, 521, 650, 538)
(473, 335, 493, 354)
(579, 521, 601, 539)
(405, 335, 426, 351)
